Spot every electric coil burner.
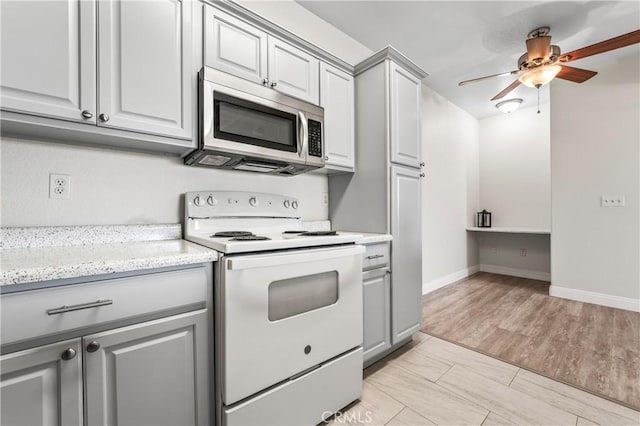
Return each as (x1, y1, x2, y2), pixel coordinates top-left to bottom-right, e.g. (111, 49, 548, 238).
(212, 231, 253, 238)
(184, 191, 364, 426)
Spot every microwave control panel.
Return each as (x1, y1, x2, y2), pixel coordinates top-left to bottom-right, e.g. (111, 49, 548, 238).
(308, 119, 323, 158)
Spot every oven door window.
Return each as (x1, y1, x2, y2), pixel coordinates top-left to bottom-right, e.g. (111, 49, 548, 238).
(268, 271, 338, 321)
(214, 92, 297, 152)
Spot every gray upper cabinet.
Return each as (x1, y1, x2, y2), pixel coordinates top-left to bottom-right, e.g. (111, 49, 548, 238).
(0, 0, 96, 123)
(98, 0, 193, 139)
(268, 37, 319, 104)
(1, 0, 196, 152)
(204, 7, 268, 85)
(389, 62, 422, 168)
(320, 62, 355, 171)
(390, 165, 423, 343)
(1, 339, 83, 426)
(204, 4, 320, 105)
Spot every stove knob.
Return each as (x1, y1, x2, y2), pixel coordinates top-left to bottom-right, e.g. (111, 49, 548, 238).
(193, 196, 203, 206)
(249, 197, 258, 207)
(284, 200, 291, 208)
(292, 201, 298, 209)
(207, 196, 217, 206)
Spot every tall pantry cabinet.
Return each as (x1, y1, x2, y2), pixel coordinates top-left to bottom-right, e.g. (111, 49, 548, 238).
(329, 47, 426, 364)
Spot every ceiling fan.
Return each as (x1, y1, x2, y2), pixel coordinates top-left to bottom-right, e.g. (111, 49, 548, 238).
(459, 27, 640, 102)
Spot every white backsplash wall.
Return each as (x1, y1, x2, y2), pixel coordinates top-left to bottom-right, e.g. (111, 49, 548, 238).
(0, 137, 328, 226)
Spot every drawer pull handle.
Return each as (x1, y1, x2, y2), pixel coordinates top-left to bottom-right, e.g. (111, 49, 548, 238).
(46, 299, 113, 315)
(61, 348, 77, 361)
(366, 254, 384, 260)
(86, 341, 101, 353)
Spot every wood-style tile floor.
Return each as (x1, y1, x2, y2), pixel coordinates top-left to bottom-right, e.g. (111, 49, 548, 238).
(330, 333, 640, 425)
(421, 272, 640, 410)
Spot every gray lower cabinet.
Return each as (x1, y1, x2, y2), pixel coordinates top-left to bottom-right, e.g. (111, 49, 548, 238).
(0, 338, 83, 426)
(1, 310, 209, 426)
(84, 310, 209, 426)
(363, 268, 391, 363)
(390, 165, 423, 343)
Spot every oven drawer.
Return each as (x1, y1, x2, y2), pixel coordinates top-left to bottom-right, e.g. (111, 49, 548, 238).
(223, 348, 362, 426)
(1, 267, 208, 346)
(363, 242, 390, 270)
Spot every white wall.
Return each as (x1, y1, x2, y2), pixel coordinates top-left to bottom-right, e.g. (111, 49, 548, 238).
(0, 137, 328, 226)
(0, 1, 371, 228)
(476, 104, 551, 279)
(479, 104, 550, 228)
(550, 52, 640, 310)
(236, 0, 373, 65)
(422, 85, 480, 293)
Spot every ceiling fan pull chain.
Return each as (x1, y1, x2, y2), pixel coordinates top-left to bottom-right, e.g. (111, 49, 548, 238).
(536, 84, 541, 114)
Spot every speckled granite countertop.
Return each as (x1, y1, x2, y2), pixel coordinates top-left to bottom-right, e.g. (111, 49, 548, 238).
(337, 231, 393, 245)
(0, 224, 217, 287)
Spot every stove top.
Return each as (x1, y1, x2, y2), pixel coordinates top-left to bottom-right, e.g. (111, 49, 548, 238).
(184, 191, 362, 254)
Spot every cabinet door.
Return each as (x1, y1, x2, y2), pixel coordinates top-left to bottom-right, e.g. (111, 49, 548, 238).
(390, 166, 423, 343)
(204, 6, 268, 85)
(268, 37, 320, 104)
(320, 62, 355, 171)
(84, 310, 209, 426)
(98, 0, 193, 140)
(363, 269, 391, 364)
(0, 0, 96, 123)
(1, 339, 83, 426)
(389, 62, 421, 168)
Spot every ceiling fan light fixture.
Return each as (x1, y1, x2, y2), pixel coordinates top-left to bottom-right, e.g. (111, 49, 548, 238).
(495, 98, 523, 114)
(518, 64, 562, 87)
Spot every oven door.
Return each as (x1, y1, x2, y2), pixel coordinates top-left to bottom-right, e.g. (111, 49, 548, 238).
(202, 70, 317, 167)
(217, 245, 364, 405)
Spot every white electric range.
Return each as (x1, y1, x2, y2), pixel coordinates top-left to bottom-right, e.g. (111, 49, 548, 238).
(184, 191, 364, 426)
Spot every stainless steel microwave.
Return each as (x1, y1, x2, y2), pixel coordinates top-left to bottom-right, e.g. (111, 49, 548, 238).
(185, 68, 325, 175)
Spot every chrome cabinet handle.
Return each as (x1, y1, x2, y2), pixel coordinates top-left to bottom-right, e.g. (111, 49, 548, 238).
(86, 341, 101, 353)
(366, 254, 384, 259)
(420, 173, 425, 178)
(46, 299, 113, 315)
(61, 348, 77, 361)
(324, 156, 329, 161)
(270, 82, 277, 87)
(262, 78, 269, 86)
(81, 110, 93, 119)
(99, 113, 109, 122)
(420, 162, 425, 167)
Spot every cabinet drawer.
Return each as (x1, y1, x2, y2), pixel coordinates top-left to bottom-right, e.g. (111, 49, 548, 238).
(1, 267, 208, 346)
(362, 242, 390, 270)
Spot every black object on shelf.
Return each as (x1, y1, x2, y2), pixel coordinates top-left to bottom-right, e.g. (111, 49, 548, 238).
(476, 210, 492, 228)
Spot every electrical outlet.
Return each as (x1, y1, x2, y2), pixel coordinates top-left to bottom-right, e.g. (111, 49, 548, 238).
(50, 173, 71, 199)
(321, 192, 329, 206)
(601, 195, 625, 207)
(520, 248, 527, 257)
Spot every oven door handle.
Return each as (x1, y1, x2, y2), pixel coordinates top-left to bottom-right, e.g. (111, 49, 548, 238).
(227, 245, 364, 271)
(298, 111, 308, 158)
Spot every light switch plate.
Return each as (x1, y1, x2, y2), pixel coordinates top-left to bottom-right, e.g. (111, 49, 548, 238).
(601, 195, 625, 207)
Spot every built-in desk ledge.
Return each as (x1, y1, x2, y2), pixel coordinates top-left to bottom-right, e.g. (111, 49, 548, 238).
(466, 227, 551, 235)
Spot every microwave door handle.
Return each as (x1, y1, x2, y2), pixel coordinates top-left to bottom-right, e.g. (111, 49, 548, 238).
(298, 111, 308, 158)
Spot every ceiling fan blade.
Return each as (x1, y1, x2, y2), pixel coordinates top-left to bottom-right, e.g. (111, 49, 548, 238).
(526, 35, 552, 62)
(561, 29, 640, 62)
(458, 70, 519, 86)
(556, 65, 598, 83)
(491, 80, 521, 101)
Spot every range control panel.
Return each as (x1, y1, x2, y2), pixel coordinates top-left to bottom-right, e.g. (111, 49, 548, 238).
(308, 119, 323, 158)
(185, 191, 301, 218)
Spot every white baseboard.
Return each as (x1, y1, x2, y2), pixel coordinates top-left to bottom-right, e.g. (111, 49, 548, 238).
(549, 285, 640, 312)
(479, 264, 550, 282)
(422, 265, 480, 295)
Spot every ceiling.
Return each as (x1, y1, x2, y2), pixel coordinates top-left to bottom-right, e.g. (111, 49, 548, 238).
(296, 1, 640, 118)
